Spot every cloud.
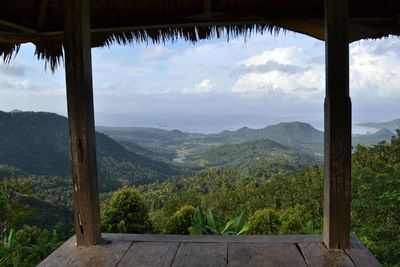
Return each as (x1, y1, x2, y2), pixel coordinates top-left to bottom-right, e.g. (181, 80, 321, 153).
(137, 46, 173, 61)
(235, 61, 310, 75)
(182, 79, 216, 94)
(0, 62, 27, 77)
(350, 39, 400, 98)
(232, 46, 324, 98)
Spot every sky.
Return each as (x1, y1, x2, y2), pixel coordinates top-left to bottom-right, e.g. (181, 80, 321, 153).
(0, 31, 399, 133)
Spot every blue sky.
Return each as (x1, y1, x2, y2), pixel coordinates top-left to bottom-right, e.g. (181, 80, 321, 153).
(1, 32, 399, 133)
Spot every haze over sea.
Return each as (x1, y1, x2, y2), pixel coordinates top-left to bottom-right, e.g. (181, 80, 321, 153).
(94, 112, 382, 134)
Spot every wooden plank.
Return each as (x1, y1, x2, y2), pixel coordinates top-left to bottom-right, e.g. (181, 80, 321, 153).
(323, 0, 351, 249)
(172, 242, 227, 267)
(229, 243, 307, 267)
(298, 242, 355, 267)
(118, 242, 179, 267)
(64, 0, 103, 246)
(37, 236, 132, 267)
(103, 233, 322, 243)
(345, 236, 382, 267)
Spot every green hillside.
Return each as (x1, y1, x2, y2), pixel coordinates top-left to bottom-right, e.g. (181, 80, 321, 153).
(0, 111, 184, 189)
(207, 122, 324, 154)
(353, 128, 394, 146)
(191, 139, 321, 172)
(98, 122, 325, 161)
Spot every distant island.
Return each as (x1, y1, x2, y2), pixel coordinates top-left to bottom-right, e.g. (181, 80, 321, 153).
(357, 118, 400, 133)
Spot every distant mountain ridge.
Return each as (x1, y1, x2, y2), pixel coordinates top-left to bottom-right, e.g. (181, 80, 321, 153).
(0, 111, 184, 189)
(98, 121, 325, 161)
(353, 128, 394, 146)
(357, 119, 400, 133)
(206, 121, 324, 153)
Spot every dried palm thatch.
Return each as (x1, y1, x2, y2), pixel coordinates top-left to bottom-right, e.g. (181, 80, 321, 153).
(1, 0, 399, 71)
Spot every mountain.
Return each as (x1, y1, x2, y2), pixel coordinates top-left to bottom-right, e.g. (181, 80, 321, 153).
(206, 122, 324, 154)
(353, 128, 394, 146)
(357, 119, 400, 133)
(98, 122, 324, 161)
(0, 111, 184, 189)
(192, 139, 321, 171)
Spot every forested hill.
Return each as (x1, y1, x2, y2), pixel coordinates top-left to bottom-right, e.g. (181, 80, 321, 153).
(0, 111, 184, 189)
(192, 139, 320, 171)
(98, 122, 324, 161)
(206, 122, 323, 153)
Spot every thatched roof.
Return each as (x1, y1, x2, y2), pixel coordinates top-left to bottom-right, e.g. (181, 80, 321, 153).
(1, 0, 399, 70)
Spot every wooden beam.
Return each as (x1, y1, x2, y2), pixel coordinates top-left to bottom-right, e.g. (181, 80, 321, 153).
(323, 0, 351, 249)
(36, 0, 49, 31)
(0, 19, 36, 34)
(64, 0, 103, 246)
(204, 0, 212, 13)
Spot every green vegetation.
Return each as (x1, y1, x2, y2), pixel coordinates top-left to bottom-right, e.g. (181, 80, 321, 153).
(351, 130, 400, 266)
(1, 111, 399, 266)
(164, 205, 195, 235)
(248, 208, 280, 235)
(189, 207, 250, 235)
(0, 111, 186, 189)
(195, 138, 320, 171)
(101, 187, 153, 233)
(0, 224, 72, 267)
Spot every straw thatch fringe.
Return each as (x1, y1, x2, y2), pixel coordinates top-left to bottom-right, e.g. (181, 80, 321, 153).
(0, 44, 21, 64)
(1, 23, 283, 72)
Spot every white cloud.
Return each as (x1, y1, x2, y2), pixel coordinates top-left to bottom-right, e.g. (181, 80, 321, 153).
(350, 40, 400, 98)
(239, 46, 304, 66)
(232, 46, 324, 98)
(137, 45, 172, 61)
(182, 79, 216, 94)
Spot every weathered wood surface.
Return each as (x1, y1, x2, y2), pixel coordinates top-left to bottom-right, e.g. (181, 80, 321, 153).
(39, 234, 380, 267)
(299, 242, 355, 267)
(344, 235, 382, 267)
(323, 0, 351, 249)
(118, 242, 179, 267)
(172, 242, 227, 267)
(37, 236, 132, 267)
(229, 243, 307, 267)
(103, 233, 322, 243)
(64, 0, 102, 246)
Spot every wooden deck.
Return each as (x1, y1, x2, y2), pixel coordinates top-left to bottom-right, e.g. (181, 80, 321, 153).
(38, 234, 381, 267)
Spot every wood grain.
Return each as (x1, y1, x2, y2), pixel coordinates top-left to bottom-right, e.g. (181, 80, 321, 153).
(103, 233, 322, 243)
(172, 242, 227, 267)
(323, 0, 351, 249)
(345, 236, 382, 267)
(298, 242, 355, 267)
(229, 243, 307, 267)
(64, 0, 102, 246)
(37, 236, 132, 267)
(118, 242, 179, 267)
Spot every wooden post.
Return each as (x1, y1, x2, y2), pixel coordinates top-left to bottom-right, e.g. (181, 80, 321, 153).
(64, 0, 103, 246)
(323, 0, 351, 249)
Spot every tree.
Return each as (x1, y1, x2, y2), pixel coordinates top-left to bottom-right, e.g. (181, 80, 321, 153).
(248, 208, 281, 235)
(164, 205, 195, 234)
(101, 187, 153, 233)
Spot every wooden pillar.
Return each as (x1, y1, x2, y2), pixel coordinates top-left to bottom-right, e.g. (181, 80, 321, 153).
(323, 0, 351, 249)
(64, 0, 103, 246)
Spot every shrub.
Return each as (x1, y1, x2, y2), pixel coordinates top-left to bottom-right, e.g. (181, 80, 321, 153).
(101, 187, 153, 233)
(164, 205, 195, 234)
(278, 205, 306, 234)
(248, 208, 281, 234)
(189, 207, 249, 235)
